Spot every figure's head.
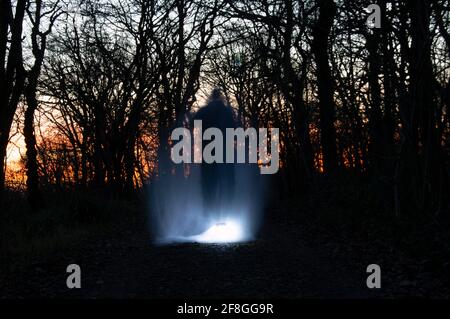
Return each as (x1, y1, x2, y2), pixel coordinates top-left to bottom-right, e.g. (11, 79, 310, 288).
(205, 88, 227, 108)
(210, 88, 223, 101)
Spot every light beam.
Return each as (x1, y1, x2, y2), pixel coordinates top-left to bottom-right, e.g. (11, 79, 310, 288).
(189, 220, 245, 244)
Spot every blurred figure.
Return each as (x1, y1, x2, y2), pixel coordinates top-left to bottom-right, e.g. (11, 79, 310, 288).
(193, 88, 236, 222)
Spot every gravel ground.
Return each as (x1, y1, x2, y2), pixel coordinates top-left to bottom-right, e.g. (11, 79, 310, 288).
(1, 213, 449, 298)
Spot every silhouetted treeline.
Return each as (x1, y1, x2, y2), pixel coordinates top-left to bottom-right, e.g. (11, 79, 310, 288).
(1, 0, 449, 217)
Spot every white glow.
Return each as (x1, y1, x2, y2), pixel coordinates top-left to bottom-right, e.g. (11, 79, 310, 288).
(189, 220, 245, 243)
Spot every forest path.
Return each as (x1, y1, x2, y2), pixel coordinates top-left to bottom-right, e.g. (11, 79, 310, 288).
(2, 216, 389, 298)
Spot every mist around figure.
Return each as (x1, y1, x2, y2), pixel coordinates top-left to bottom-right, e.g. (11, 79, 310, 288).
(150, 89, 267, 244)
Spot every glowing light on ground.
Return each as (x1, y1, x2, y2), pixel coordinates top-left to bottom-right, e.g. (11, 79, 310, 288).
(189, 220, 246, 244)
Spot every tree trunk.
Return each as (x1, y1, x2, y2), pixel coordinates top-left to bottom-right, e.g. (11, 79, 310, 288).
(0, 128, 9, 194)
(366, 22, 383, 175)
(0, 0, 26, 196)
(398, 0, 443, 215)
(24, 88, 44, 210)
(311, 0, 339, 174)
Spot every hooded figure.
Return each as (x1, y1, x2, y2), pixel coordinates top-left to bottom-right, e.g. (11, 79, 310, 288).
(193, 89, 236, 222)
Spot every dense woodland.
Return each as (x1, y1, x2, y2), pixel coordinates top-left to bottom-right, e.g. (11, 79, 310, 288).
(1, 0, 450, 222)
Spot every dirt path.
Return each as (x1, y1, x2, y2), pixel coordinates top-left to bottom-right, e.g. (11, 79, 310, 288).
(3, 216, 400, 299)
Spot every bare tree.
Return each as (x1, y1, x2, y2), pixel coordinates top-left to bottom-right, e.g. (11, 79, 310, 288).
(22, 0, 62, 209)
(311, 0, 339, 174)
(0, 0, 27, 196)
